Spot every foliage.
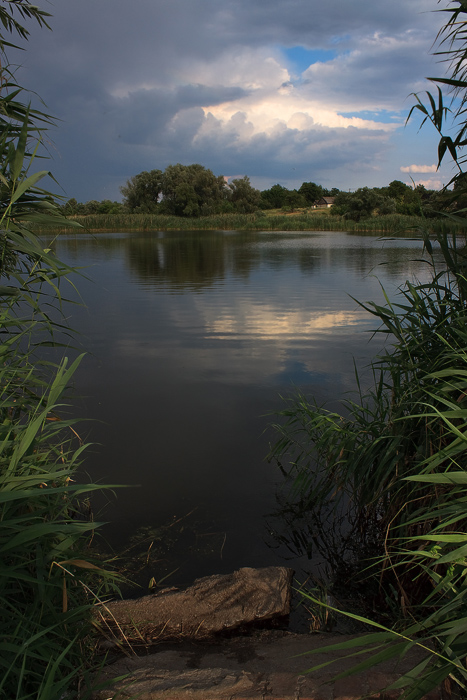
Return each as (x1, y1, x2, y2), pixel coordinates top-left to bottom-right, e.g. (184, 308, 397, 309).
(31, 210, 464, 236)
(77, 175, 456, 221)
(161, 163, 224, 216)
(260, 183, 294, 209)
(121, 164, 260, 217)
(226, 175, 262, 213)
(0, 4, 120, 699)
(269, 3, 467, 696)
(298, 181, 326, 205)
(333, 186, 396, 220)
(62, 197, 124, 216)
(0, 350, 117, 700)
(0, 1, 51, 49)
(121, 163, 223, 216)
(380, 181, 430, 216)
(270, 230, 467, 698)
(383, 179, 412, 201)
(259, 183, 341, 211)
(119, 168, 162, 212)
(332, 183, 447, 220)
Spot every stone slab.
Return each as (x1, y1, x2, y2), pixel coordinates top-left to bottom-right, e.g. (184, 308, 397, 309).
(98, 566, 293, 644)
(92, 631, 448, 700)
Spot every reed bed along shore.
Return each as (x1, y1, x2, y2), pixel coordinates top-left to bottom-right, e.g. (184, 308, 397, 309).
(37, 211, 464, 235)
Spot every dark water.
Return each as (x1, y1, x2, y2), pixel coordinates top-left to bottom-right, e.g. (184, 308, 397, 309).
(53, 229, 433, 592)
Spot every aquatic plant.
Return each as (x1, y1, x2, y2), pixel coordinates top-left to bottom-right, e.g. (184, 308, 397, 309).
(0, 5, 121, 699)
(270, 213, 467, 698)
(31, 210, 463, 235)
(270, 2, 467, 694)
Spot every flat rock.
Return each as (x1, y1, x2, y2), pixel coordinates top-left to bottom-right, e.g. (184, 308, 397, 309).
(94, 666, 262, 700)
(92, 631, 447, 700)
(98, 566, 293, 644)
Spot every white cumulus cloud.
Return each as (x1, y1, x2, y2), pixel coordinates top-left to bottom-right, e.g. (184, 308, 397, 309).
(410, 178, 444, 190)
(400, 164, 437, 173)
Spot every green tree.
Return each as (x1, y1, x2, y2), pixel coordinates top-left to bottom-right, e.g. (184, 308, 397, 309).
(62, 198, 124, 215)
(120, 169, 163, 212)
(160, 163, 225, 217)
(382, 179, 411, 201)
(283, 189, 306, 211)
(333, 187, 395, 221)
(445, 172, 467, 213)
(376, 180, 434, 217)
(260, 183, 289, 209)
(227, 176, 261, 213)
(298, 181, 325, 204)
(80, 199, 101, 214)
(62, 197, 79, 215)
(97, 198, 123, 214)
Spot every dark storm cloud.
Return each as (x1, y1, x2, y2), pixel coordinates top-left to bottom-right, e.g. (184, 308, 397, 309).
(107, 85, 247, 145)
(179, 116, 392, 186)
(9, 0, 450, 200)
(211, 0, 437, 48)
(301, 31, 439, 110)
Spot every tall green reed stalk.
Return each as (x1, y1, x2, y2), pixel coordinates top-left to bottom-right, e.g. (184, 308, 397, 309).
(270, 230, 467, 697)
(270, 2, 467, 694)
(33, 211, 462, 235)
(0, 60, 120, 700)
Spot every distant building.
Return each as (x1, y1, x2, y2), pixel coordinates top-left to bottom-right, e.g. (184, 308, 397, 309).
(314, 196, 335, 209)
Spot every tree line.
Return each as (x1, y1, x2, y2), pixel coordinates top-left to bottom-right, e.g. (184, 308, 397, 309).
(61, 162, 457, 220)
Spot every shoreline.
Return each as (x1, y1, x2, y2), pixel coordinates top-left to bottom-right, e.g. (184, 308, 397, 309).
(34, 211, 459, 236)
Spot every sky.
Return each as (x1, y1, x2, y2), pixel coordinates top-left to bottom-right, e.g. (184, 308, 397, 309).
(7, 0, 458, 202)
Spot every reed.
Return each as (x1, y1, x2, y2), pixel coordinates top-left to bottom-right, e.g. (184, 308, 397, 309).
(0, 94, 121, 698)
(0, 352, 120, 699)
(31, 211, 464, 235)
(269, 230, 467, 697)
(278, 2, 467, 691)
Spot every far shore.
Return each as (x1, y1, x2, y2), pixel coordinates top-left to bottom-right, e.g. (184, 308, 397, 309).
(37, 209, 461, 236)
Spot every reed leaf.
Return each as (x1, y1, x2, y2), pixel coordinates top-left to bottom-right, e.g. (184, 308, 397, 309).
(270, 225, 467, 696)
(0, 60, 122, 699)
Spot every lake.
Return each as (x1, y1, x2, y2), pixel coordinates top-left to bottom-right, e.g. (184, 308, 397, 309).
(53, 229, 434, 593)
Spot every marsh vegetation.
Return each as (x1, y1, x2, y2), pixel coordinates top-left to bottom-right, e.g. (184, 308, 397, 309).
(33, 210, 465, 236)
(268, 3, 467, 696)
(0, 4, 120, 699)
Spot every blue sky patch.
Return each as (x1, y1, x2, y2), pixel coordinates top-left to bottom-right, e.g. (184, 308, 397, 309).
(339, 109, 404, 123)
(283, 46, 337, 74)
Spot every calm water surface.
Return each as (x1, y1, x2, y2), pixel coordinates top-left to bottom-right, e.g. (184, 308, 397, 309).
(54, 230, 433, 589)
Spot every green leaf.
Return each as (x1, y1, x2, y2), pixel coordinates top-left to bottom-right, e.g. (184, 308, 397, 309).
(10, 170, 48, 205)
(10, 107, 29, 180)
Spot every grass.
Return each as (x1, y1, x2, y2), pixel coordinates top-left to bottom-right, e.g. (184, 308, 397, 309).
(0, 352, 120, 699)
(33, 210, 464, 235)
(0, 103, 122, 698)
(269, 230, 467, 697)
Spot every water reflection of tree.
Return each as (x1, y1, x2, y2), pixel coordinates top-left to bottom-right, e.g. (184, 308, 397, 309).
(55, 231, 432, 290)
(125, 231, 273, 288)
(54, 233, 126, 262)
(126, 233, 227, 289)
